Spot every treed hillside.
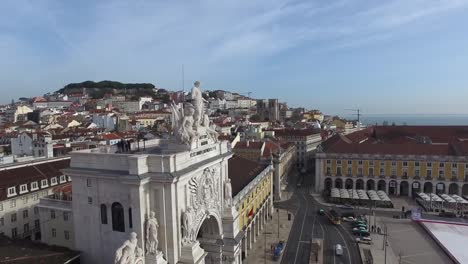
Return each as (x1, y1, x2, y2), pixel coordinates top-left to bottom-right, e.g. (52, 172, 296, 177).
(57, 80, 157, 99)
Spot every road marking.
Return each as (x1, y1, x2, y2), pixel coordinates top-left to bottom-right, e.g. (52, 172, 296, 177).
(293, 192, 309, 264)
(334, 226, 352, 263)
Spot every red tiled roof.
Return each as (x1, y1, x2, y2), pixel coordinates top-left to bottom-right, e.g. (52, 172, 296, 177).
(234, 141, 264, 150)
(52, 183, 72, 194)
(0, 159, 70, 201)
(228, 155, 269, 196)
(102, 133, 121, 140)
(271, 128, 319, 137)
(322, 126, 468, 156)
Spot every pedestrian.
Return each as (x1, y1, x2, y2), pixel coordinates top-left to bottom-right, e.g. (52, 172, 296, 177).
(377, 227, 381, 234)
(127, 140, 131, 152)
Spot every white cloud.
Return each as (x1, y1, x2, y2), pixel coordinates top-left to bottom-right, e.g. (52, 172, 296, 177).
(1, 0, 468, 104)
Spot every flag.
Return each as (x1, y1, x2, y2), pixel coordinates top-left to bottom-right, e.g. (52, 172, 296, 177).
(248, 208, 254, 218)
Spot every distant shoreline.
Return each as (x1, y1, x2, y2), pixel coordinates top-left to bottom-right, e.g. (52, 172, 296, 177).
(341, 114, 468, 126)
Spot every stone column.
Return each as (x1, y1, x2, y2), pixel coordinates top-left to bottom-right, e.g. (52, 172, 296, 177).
(248, 228, 253, 250)
(260, 209, 264, 231)
(256, 217, 260, 237)
(242, 237, 248, 257)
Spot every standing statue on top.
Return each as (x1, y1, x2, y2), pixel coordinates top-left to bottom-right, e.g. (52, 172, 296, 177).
(191, 81, 206, 128)
(170, 80, 218, 145)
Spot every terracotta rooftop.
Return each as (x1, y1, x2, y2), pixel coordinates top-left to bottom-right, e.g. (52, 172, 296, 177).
(271, 128, 320, 137)
(322, 126, 468, 156)
(233, 141, 264, 150)
(0, 159, 70, 201)
(228, 155, 269, 196)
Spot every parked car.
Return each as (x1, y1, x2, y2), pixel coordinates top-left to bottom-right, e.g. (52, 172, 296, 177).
(318, 209, 325, 215)
(343, 216, 356, 222)
(352, 222, 367, 228)
(356, 237, 372, 244)
(353, 227, 367, 232)
(353, 229, 370, 237)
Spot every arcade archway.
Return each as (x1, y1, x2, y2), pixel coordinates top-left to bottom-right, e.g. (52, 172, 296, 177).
(324, 178, 332, 191)
(400, 181, 409, 196)
(448, 183, 459, 195)
(335, 178, 343, 189)
(345, 179, 353, 189)
(423, 182, 433, 193)
(356, 179, 364, 190)
(366, 179, 375, 190)
(196, 215, 223, 264)
(377, 180, 387, 192)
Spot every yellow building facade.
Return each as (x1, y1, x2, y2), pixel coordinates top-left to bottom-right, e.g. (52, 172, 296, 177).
(316, 154, 468, 197)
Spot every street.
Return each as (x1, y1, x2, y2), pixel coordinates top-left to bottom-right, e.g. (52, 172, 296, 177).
(276, 171, 361, 264)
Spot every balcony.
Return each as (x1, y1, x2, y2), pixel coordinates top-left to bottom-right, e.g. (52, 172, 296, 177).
(346, 173, 352, 177)
(401, 175, 409, 180)
(414, 176, 421, 180)
(379, 175, 386, 179)
(425, 176, 432, 181)
(465, 177, 468, 182)
(357, 174, 364, 178)
(390, 175, 397, 179)
(451, 177, 458, 182)
(437, 176, 445, 181)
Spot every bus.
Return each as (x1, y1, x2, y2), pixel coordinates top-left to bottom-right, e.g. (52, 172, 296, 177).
(325, 209, 341, 225)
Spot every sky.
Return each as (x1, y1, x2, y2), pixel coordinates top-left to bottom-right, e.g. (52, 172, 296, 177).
(2, 0, 468, 115)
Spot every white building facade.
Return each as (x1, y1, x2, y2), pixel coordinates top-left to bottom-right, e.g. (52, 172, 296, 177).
(65, 139, 243, 264)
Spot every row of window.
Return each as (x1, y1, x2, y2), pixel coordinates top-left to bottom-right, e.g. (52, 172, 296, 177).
(2, 220, 41, 238)
(49, 210, 70, 221)
(0, 191, 47, 212)
(7, 175, 70, 198)
(326, 166, 467, 178)
(51, 228, 71, 240)
(326, 159, 468, 169)
(0, 207, 40, 225)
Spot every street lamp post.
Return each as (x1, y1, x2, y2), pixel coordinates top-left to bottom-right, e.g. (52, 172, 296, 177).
(264, 231, 273, 264)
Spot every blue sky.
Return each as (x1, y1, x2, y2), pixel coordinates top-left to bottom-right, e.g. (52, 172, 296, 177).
(2, 0, 468, 115)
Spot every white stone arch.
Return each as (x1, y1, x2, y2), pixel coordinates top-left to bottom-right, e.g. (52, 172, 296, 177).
(194, 210, 223, 238)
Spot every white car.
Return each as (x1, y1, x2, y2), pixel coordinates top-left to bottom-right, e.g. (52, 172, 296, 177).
(342, 216, 356, 222)
(356, 237, 372, 244)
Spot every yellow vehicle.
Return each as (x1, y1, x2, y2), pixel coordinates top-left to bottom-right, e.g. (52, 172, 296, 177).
(325, 209, 341, 225)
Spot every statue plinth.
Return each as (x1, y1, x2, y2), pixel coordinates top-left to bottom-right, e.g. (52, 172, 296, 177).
(180, 241, 206, 264)
(145, 251, 167, 264)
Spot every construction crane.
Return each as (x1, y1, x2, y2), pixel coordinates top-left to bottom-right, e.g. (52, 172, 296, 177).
(240, 91, 253, 98)
(345, 108, 362, 123)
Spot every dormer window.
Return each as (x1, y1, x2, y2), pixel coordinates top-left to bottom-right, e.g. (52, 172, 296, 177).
(50, 177, 58, 186)
(19, 184, 28, 194)
(59, 175, 66, 183)
(41, 179, 48, 188)
(7, 187, 17, 197)
(31, 182, 39, 191)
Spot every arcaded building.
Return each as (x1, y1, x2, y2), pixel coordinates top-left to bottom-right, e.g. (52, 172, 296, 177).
(315, 126, 468, 197)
